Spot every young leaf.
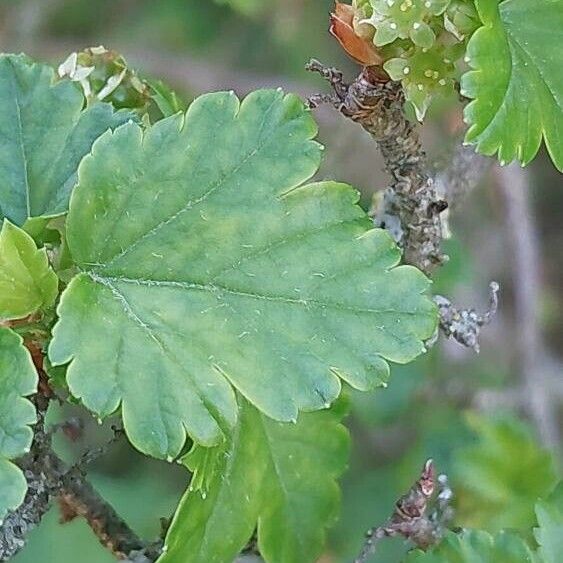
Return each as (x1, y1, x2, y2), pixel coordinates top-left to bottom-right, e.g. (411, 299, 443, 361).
(0, 459, 28, 526)
(405, 529, 536, 562)
(0, 221, 58, 321)
(158, 398, 349, 563)
(59, 47, 151, 111)
(364, 0, 449, 48)
(0, 327, 38, 523)
(462, 0, 563, 171)
(534, 482, 563, 563)
(454, 415, 557, 533)
(384, 44, 457, 121)
(48, 89, 436, 459)
(148, 79, 186, 118)
(0, 54, 134, 226)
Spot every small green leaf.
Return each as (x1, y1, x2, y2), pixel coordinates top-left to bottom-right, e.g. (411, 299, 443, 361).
(535, 482, 563, 563)
(384, 46, 457, 120)
(444, 0, 480, 40)
(384, 57, 409, 81)
(148, 79, 186, 118)
(0, 327, 38, 522)
(462, 0, 563, 170)
(454, 414, 557, 534)
(0, 459, 28, 525)
(0, 221, 58, 321)
(405, 529, 536, 562)
(158, 398, 349, 563)
(0, 54, 134, 226)
(48, 89, 436, 459)
(366, 0, 449, 48)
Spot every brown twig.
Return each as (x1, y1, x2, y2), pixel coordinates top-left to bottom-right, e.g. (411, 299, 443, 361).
(433, 281, 500, 352)
(58, 466, 160, 560)
(306, 59, 499, 351)
(1, 417, 161, 562)
(354, 459, 452, 563)
(0, 349, 160, 562)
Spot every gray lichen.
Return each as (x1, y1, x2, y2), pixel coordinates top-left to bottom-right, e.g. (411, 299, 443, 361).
(434, 282, 500, 352)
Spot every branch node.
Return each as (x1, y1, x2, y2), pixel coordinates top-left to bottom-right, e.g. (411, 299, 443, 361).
(305, 58, 348, 100)
(307, 59, 445, 275)
(354, 459, 453, 563)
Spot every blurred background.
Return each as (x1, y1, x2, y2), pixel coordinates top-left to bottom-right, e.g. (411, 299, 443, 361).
(1, 1, 561, 561)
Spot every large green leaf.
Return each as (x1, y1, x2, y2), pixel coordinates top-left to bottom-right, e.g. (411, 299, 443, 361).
(158, 398, 349, 563)
(405, 530, 536, 562)
(462, 0, 563, 170)
(535, 482, 563, 563)
(0, 327, 38, 523)
(454, 415, 557, 534)
(0, 54, 133, 226)
(0, 221, 58, 321)
(48, 89, 436, 458)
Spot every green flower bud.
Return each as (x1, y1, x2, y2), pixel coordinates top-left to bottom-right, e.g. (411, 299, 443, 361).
(384, 44, 457, 120)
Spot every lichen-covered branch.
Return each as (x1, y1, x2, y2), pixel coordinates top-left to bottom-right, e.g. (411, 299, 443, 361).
(1, 411, 160, 562)
(0, 347, 160, 562)
(0, 391, 55, 561)
(306, 59, 446, 276)
(354, 460, 453, 563)
(306, 59, 499, 350)
(433, 282, 500, 352)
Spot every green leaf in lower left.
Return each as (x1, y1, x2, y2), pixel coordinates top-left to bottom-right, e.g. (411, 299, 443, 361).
(0, 327, 38, 523)
(0, 221, 58, 321)
(158, 398, 349, 563)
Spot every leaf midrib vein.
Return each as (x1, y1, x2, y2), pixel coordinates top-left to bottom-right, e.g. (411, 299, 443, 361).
(89, 273, 427, 317)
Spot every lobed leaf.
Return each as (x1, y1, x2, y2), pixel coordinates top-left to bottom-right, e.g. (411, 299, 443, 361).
(461, 0, 563, 170)
(0, 327, 38, 523)
(158, 398, 349, 563)
(454, 414, 557, 533)
(0, 54, 134, 226)
(48, 89, 436, 458)
(0, 221, 58, 321)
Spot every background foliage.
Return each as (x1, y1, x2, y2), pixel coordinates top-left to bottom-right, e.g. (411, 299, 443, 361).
(0, 1, 561, 562)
